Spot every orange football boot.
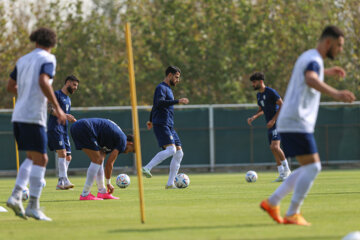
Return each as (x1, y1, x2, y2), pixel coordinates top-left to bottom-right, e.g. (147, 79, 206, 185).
(284, 213, 311, 226)
(260, 199, 283, 223)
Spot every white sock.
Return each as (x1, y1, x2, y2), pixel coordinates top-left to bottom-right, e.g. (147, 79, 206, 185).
(268, 167, 303, 206)
(96, 162, 106, 194)
(82, 162, 101, 196)
(58, 157, 67, 178)
(66, 160, 71, 170)
(29, 165, 46, 199)
(286, 162, 321, 216)
(167, 149, 184, 186)
(277, 165, 284, 175)
(281, 159, 290, 171)
(15, 158, 32, 189)
(145, 145, 176, 170)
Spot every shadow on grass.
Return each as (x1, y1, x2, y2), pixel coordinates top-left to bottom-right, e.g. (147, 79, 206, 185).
(109, 223, 275, 233)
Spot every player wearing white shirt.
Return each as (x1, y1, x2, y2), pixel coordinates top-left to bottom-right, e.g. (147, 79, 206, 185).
(260, 26, 355, 226)
(6, 27, 66, 221)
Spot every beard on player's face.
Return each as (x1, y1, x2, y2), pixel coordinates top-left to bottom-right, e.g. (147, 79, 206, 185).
(67, 86, 73, 94)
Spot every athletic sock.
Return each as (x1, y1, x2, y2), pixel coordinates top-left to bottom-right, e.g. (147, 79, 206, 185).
(286, 162, 321, 216)
(28, 164, 46, 209)
(145, 145, 177, 170)
(58, 157, 67, 178)
(96, 162, 106, 193)
(82, 162, 101, 197)
(12, 158, 32, 198)
(277, 165, 284, 175)
(281, 159, 290, 171)
(167, 149, 184, 186)
(268, 166, 302, 206)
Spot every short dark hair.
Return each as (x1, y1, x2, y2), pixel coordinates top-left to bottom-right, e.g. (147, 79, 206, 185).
(29, 27, 57, 48)
(165, 66, 181, 76)
(320, 25, 344, 41)
(126, 134, 134, 143)
(250, 72, 265, 81)
(65, 75, 80, 84)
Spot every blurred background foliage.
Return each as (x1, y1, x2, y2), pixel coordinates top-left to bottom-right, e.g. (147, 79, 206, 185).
(0, 0, 359, 108)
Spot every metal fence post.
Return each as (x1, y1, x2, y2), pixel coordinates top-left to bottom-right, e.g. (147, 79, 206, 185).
(209, 105, 215, 172)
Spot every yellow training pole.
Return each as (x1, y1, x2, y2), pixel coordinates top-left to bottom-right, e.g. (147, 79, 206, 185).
(125, 22, 146, 224)
(13, 97, 20, 172)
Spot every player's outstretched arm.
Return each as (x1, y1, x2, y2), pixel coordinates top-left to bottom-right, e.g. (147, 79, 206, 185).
(178, 98, 189, 104)
(104, 149, 119, 193)
(324, 66, 346, 77)
(39, 73, 66, 124)
(247, 107, 263, 126)
(6, 78, 17, 95)
(305, 71, 355, 102)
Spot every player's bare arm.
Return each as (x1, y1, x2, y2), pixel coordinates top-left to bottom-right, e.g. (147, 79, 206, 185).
(267, 98, 283, 129)
(179, 98, 189, 104)
(104, 149, 119, 193)
(247, 107, 264, 126)
(39, 73, 67, 124)
(324, 66, 346, 77)
(305, 71, 355, 102)
(6, 78, 17, 95)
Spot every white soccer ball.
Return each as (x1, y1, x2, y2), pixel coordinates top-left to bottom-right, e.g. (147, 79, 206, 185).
(174, 173, 190, 188)
(22, 187, 29, 201)
(116, 174, 130, 188)
(245, 170, 258, 183)
(343, 231, 360, 240)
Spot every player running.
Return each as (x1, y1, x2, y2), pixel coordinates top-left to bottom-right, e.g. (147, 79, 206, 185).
(260, 26, 355, 226)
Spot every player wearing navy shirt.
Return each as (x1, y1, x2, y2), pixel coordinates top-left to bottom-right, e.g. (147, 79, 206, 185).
(47, 75, 79, 190)
(142, 66, 189, 189)
(247, 72, 291, 182)
(70, 118, 135, 200)
(6, 28, 66, 221)
(261, 26, 355, 226)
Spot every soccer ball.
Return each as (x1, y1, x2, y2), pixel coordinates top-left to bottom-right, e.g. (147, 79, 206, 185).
(22, 187, 29, 201)
(245, 170, 258, 183)
(174, 173, 190, 188)
(343, 231, 360, 240)
(116, 174, 130, 188)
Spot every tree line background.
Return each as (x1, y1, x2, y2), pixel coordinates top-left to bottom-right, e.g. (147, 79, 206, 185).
(0, 0, 359, 108)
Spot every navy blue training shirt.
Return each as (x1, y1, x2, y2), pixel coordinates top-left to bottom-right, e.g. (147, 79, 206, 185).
(257, 87, 281, 123)
(151, 82, 179, 127)
(48, 90, 71, 133)
(88, 118, 127, 154)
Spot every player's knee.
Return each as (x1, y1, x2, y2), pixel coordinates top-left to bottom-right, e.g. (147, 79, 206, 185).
(165, 145, 177, 156)
(66, 155, 72, 161)
(176, 149, 184, 160)
(269, 144, 277, 151)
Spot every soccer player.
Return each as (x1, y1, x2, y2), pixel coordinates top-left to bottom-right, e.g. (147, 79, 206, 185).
(247, 72, 291, 182)
(142, 66, 189, 189)
(6, 27, 67, 221)
(48, 75, 79, 190)
(70, 118, 135, 200)
(260, 26, 355, 226)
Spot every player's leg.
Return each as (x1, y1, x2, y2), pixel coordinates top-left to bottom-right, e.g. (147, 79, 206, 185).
(80, 148, 104, 200)
(166, 129, 183, 188)
(7, 152, 32, 220)
(142, 125, 176, 178)
(25, 150, 52, 221)
(63, 135, 74, 189)
(283, 153, 321, 226)
(95, 160, 119, 199)
(56, 149, 67, 190)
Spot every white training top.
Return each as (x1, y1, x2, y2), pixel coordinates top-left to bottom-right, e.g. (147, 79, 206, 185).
(277, 49, 324, 133)
(11, 48, 56, 127)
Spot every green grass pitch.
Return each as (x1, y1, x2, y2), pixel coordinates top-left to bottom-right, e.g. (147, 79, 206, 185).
(0, 170, 359, 240)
